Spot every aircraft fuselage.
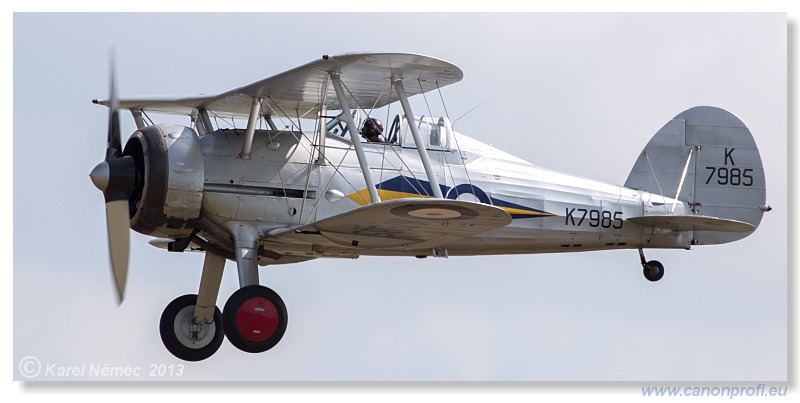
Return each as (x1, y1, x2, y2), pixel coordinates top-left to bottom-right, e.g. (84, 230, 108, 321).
(197, 128, 690, 262)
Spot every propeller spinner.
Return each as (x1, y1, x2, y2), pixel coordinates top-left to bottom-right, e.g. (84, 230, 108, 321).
(90, 59, 137, 303)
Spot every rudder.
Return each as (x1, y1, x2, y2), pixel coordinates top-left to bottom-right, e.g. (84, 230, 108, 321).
(624, 106, 767, 245)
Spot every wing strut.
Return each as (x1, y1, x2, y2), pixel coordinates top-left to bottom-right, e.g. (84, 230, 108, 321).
(316, 105, 327, 165)
(131, 109, 146, 130)
(264, 112, 278, 130)
(198, 108, 214, 134)
(392, 78, 443, 198)
(671, 146, 696, 213)
(240, 98, 262, 159)
(329, 71, 381, 204)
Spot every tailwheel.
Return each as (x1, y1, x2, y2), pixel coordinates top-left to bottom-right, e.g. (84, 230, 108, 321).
(638, 248, 664, 282)
(643, 260, 665, 282)
(159, 294, 224, 362)
(223, 285, 288, 353)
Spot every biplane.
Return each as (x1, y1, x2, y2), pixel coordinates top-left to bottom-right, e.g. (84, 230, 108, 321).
(90, 52, 770, 361)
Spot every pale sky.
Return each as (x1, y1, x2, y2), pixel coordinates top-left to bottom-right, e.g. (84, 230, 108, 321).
(7, 8, 793, 400)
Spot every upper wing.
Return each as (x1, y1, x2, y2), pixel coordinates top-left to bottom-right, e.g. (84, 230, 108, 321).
(266, 199, 511, 250)
(95, 52, 463, 119)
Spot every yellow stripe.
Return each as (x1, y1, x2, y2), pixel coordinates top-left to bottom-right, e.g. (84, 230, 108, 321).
(346, 188, 553, 217)
(500, 207, 554, 217)
(346, 189, 432, 206)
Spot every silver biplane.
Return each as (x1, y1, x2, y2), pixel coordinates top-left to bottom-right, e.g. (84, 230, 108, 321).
(90, 53, 770, 361)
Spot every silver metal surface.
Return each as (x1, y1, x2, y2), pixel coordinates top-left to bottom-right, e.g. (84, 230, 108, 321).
(97, 57, 767, 264)
(131, 109, 145, 130)
(199, 108, 213, 134)
(240, 98, 261, 159)
(625, 106, 766, 245)
(316, 105, 327, 165)
(89, 161, 109, 191)
(162, 125, 204, 220)
(97, 53, 462, 119)
(227, 222, 260, 288)
(627, 215, 755, 232)
(194, 253, 225, 324)
(174, 305, 216, 348)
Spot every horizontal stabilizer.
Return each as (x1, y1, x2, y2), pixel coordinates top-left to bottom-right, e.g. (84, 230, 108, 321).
(627, 215, 755, 233)
(267, 198, 512, 250)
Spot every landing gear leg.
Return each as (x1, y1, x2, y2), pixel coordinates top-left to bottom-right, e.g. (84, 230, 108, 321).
(639, 248, 664, 282)
(159, 252, 226, 361)
(228, 222, 260, 288)
(222, 222, 289, 353)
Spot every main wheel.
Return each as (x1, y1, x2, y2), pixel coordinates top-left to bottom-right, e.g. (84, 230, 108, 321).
(159, 294, 224, 362)
(223, 285, 288, 354)
(643, 260, 665, 282)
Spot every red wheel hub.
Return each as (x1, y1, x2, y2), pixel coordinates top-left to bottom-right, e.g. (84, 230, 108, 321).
(236, 297, 279, 342)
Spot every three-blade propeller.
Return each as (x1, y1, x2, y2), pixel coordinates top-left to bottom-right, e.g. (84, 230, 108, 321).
(89, 56, 136, 304)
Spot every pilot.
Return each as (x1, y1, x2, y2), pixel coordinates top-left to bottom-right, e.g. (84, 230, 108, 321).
(360, 117, 384, 142)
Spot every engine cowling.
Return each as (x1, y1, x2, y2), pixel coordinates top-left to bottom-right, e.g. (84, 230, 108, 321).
(122, 124, 204, 238)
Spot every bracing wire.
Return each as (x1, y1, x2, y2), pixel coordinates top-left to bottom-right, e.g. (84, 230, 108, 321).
(451, 101, 485, 128)
(645, 152, 669, 214)
(141, 110, 155, 126)
(435, 80, 477, 201)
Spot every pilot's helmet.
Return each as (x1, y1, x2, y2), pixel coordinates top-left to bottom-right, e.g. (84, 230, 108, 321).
(360, 117, 384, 140)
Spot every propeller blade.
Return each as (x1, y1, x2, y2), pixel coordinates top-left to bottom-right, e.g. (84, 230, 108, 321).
(94, 50, 133, 304)
(106, 53, 122, 161)
(105, 199, 130, 303)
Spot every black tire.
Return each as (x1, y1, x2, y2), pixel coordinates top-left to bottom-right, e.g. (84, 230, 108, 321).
(643, 260, 665, 282)
(159, 294, 224, 362)
(223, 285, 288, 354)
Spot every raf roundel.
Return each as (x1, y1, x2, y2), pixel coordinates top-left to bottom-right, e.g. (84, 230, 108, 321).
(389, 203, 479, 220)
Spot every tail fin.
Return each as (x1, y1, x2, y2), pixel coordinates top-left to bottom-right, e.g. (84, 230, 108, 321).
(625, 106, 768, 245)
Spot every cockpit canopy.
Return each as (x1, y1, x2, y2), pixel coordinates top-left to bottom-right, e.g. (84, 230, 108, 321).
(326, 112, 453, 151)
